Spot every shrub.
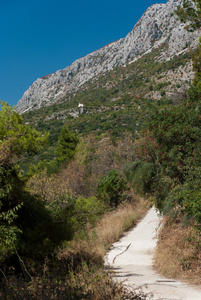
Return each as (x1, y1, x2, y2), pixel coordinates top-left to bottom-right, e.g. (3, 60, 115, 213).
(97, 170, 128, 207)
(48, 194, 106, 236)
(74, 196, 106, 228)
(124, 160, 159, 195)
(162, 166, 201, 223)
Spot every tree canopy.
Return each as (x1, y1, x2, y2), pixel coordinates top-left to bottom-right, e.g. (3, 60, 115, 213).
(55, 124, 79, 162)
(0, 102, 48, 255)
(0, 101, 48, 164)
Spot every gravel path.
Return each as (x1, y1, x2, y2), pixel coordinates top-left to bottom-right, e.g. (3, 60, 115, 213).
(105, 207, 201, 300)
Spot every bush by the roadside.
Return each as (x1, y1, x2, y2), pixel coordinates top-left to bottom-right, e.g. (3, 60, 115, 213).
(97, 169, 128, 208)
(124, 161, 159, 195)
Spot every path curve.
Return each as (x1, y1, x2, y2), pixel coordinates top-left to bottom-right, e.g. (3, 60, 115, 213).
(105, 207, 201, 300)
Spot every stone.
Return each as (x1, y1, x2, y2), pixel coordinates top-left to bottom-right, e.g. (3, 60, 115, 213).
(15, 0, 200, 114)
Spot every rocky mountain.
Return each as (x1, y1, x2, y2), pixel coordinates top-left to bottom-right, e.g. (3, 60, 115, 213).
(16, 0, 200, 114)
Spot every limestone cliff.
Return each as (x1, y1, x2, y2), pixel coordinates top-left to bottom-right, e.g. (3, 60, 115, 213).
(16, 0, 200, 113)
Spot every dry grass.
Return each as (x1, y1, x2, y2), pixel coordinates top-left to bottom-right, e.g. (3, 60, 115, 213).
(154, 217, 201, 285)
(0, 196, 150, 300)
(1, 263, 148, 299)
(58, 196, 150, 267)
(96, 197, 149, 249)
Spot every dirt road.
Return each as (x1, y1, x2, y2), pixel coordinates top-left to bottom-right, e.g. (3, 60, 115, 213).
(105, 207, 201, 300)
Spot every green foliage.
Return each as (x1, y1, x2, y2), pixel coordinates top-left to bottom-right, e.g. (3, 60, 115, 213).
(192, 40, 201, 88)
(47, 194, 77, 239)
(74, 196, 105, 228)
(17, 48, 192, 174)
(176, 0, 201, 31)
(97, 170, 128, 207)
(124, 161, 159, 195)
(137, 95, 201, 213)
(55, 124, 79, 162)
(26, 125, 79, 175)
(0, 102, 60, 261)
(16, 191, 67, 257)
(153, 81, 170, 91)
(48, 194, 105, 236)
(0, 167, 66, 260)
(0, 201, 23, 258)
(163, 167, 201, 223)
(134, 29, 201, 222)
(0, 101, 48, 159)
(144, 94, 201, 182)
(0, 150, 24, 256)
(28, 159, 60, 177)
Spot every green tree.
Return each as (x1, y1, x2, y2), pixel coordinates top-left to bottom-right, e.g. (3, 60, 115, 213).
(148, 100, 201, 182)
(74, 196, 105, 228)
(124, 161, 159, 195)
(0, 102, 48, 159)
(0, 101, 48, 256)
(55, 125, 79, 162)
(97, 170, 128, 207)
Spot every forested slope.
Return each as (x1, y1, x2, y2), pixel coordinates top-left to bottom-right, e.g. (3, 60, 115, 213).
(1, 0, 201, 298)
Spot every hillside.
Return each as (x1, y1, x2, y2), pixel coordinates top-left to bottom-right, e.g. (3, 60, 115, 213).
(16, 0, 199, 114)
(15, 0, 200, 173)
(19, 47, 194, 171)
(2, 0, 201, 298)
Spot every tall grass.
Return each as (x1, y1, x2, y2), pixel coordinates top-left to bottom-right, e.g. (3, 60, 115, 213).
(58, 196, 150, 266)
(1, 263, 148, 299)
(1, 196, 150, 299)
(154, 216, 201, 285)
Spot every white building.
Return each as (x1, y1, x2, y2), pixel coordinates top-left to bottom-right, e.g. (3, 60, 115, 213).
(78, 103, 84, 114)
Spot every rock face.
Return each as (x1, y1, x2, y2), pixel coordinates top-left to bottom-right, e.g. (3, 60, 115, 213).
(16, 0, 200, 113)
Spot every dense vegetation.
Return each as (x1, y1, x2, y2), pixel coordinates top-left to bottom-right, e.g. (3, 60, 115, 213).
(132, 0, 201, 224)
(1, 1, 201, 296)
(139, 0, 201, 282)
(19, 47, 192, 173)
(0, 101, 150, 298)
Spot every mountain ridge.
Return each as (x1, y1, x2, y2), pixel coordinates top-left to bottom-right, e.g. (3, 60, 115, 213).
(16, 0, 200, 114)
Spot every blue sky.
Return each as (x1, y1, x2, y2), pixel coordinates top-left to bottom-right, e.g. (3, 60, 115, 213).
(0, 0, 167, 106)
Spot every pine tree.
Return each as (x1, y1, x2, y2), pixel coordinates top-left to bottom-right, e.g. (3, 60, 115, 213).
(55, 125, 79, 162)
